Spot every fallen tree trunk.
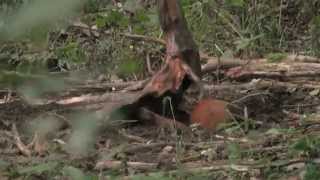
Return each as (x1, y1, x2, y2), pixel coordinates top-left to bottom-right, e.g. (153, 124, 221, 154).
(200, 55, 320, 81)
(225, 60, 320, 81)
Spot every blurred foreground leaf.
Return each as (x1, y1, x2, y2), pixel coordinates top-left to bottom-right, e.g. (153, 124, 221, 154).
(18, 162, 58, 175)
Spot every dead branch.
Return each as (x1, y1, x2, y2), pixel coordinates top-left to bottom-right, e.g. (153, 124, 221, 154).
(202, 55, 320, 75)
(73, 81, 146, 92)
(123, 142, 204, 155)
(120, 32, 166, 45)
(57, 92, 141, 107)
(145, 53, 155, 74)
(287, 54, 320, 63)
(123, 143, 172, 154)
(228, 69, 320, 80)
(225, 61, 320, 80)
(122, 79, 149, 92)
(138, 108, 189, 131)
(183, 158, 307, 172)
(118, 130, 147, 143)
(205, 79, 320, 92)
(95, 160, 157, 171)
(202, 58, 246, 73)
(95, 158, 308, 174)
(12, 124, 31, 157)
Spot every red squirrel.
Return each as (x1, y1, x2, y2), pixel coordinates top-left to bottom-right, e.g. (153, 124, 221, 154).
(190, 99, 230, 130)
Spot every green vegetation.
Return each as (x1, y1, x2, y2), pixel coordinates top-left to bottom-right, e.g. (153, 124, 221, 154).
(1, 0, 319, 77)
(266, 53, 288, 63)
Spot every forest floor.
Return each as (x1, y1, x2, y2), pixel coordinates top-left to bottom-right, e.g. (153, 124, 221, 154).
(1, 52, 320, 180)
(1, 3, 320, 180)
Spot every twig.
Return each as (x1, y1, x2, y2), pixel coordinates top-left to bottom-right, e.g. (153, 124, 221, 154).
(184, 158, 307, 172)
(95, 160, 157, 171)
(244, 145, 288, 154)
(204, 79, 320, 92)
(214, 135, 251, 143)
(80, 81, 144, 90)
(122, 79, 149, 92)
(120, 33, 166, 45)
(202, 58, 245, 73)
(123, 142, 198, 154)
(124, 143, 171, 154)
(231, 92, 271, 104)
(146, 53, 154, 74)
(138, 108, 189, 131)
(228, 71, 320, 80)
(118, 130, 147, 143)
(12, 124, 31, 157)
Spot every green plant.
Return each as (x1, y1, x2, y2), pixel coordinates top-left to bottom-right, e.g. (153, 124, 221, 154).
(17, 162, 60, 179)
(310, 16, 320, 57)
(180, 0, 320, 58)
(266, 52, 287, 63)
(96, 10, 129, 29)
(290, 135, 320, 157)
(55, 40, 86, 69)
(227, 142, 242, 162)
(116, 49, 144, 77)
(304, 163, 320, 180)
(62, 166, 98, 180)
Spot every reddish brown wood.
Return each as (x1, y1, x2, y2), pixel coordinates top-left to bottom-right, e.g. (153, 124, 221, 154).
(143, 0, 202, 97)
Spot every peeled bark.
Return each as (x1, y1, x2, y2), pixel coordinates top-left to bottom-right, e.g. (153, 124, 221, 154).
(98, 0, 203, 126)
(143, 0, 201, 96)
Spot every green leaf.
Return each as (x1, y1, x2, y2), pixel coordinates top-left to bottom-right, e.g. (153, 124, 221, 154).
(304, 163, 320, 180)
(235, 34, 264, 52)
(265, 128, 282, 136)
(227, 0, 245, 7)
(291, 136, 320, 155)
(311, 16, 320, 26)
(117, 53, 143, 76)
(18, 162, 58, 175)
(105, 10, 129, 27)
(292, 137, 309, 152)
(56, 41, 86, 65)
(0, 159, 10, 170)
(266, 53, 287, 63)
(134, 10, 150, 23)
(235, 38, 250, 51)
(95, 16, 107, 28)
(227, 143, 241, 162)
(62, 166, 87, 180)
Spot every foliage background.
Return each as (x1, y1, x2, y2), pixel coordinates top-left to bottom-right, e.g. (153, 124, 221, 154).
(0, 0, 319, 79)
